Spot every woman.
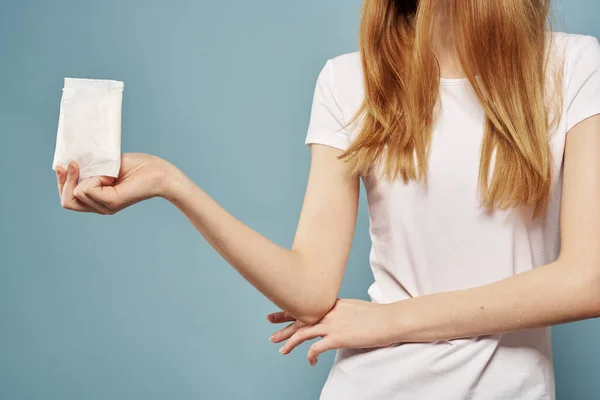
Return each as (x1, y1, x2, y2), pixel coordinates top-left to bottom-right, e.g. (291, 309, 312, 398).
(55, 0, 600, 398)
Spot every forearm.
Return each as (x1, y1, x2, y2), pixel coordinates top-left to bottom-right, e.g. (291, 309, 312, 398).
(389, 260, 600, 343)
(388, 118, 600, 344)
(162, 166, 333, 322)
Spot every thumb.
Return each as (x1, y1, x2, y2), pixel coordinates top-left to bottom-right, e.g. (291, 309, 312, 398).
(80, 176, 119, 209)
(97, 175, 116, 186)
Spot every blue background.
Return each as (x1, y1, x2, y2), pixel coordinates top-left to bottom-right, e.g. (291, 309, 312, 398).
(0, 0, 598, 399)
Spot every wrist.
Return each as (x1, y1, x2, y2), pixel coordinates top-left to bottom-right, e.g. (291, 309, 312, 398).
(382, 300, 416, 344)
(158, 161, 190, 203)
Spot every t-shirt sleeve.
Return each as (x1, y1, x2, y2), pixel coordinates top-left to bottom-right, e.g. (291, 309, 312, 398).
(566, 35, 600, 133)
(305, 59, 351, 151)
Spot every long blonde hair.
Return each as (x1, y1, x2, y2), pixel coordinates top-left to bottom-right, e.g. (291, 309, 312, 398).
(340, 0, 563, 217)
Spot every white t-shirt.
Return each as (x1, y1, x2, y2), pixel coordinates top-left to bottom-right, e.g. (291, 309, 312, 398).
(305, 32, 600, 400)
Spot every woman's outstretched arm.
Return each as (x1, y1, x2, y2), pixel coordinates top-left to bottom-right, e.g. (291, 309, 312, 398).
(164, 144, 359, 324)
(58, 144, 359, 325)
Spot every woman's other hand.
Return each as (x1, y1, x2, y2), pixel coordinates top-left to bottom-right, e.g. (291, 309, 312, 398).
(267, 299, 397, 366)
(267, 311, 308, 344)
(56, 153, 176, 215)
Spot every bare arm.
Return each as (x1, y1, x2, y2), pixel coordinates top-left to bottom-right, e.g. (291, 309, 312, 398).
(386, 115, 600, 342)
(270, 115, 600, 363)
(164, 144, 359, 324)
(58, 58, 358, 325)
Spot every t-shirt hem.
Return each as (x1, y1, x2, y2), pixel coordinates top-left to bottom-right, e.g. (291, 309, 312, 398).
(566, 109, 600, 133)
(305, 130, 350, 151)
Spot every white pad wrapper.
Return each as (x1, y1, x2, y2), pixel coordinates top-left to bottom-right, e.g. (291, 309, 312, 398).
(52, 78, 124, 179)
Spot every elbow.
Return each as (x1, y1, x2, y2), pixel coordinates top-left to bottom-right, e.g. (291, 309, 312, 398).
(555, 256, 600, 319)
(572, 266, 600, 319)
(285, 252, 342, 324)
(295, 308, 332, 326)
(293, 296, 337, 325)
(585, 273, 600, 318)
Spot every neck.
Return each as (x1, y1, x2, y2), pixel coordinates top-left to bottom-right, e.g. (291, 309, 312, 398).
(430, 11, 466, 79)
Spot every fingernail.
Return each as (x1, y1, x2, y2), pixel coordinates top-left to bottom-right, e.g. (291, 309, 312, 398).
(68, 164, 75, 174)
(279, 346, 285, 354)
(269, 335, 276, 342)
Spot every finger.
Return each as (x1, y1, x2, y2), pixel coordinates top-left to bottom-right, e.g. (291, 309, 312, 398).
(307, 337, 338, 366)
(270, 320, 306, 343)
(60, 162, 100, 213)
(73, 178, 112, 215)
(267, 311, 296, 324)
(56, 166, 67, 199)
(280, 325, 326, 355)
(61, 161, 79, 201)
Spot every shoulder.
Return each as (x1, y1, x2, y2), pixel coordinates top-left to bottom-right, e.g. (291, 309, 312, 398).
(551, 31, 598, 51)
(549, 32, 600, 133)
(318, 51, 363, 90)
(547, 32, 600, 96)
(316, 52, 365, 118)
(550, 31, 600, 68)
(328, 51, 363, 76)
